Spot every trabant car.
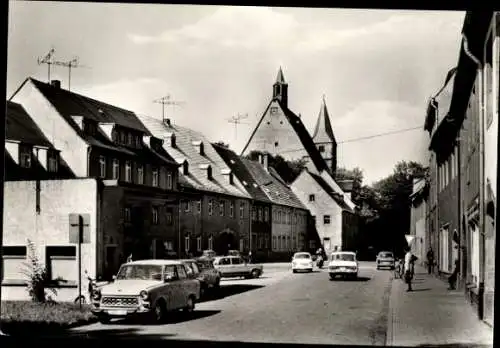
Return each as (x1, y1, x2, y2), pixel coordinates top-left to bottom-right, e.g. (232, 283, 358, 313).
(291, 252, 314, 273)
(376, 251, 395, 270)
(213, 256, 263, 279)
(91, 259, 200, 323)
(179, 258, 221, 297)
(328, 251, 359, 280)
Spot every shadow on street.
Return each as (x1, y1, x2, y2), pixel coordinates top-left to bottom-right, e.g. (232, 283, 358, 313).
(409, 288, 432, 292)
(117, 310, 222, 325)
(200, 284, 264, 303)
(417, 344, 492, 348)
(329, 276, 371, 282)
(55, 328, 178, 340)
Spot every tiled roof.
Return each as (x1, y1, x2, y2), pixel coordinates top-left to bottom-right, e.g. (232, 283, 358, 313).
(212, 144, 272, 204)
(138, 115, 250, 199)
(243, 158, 306, 210)
(6, 101, 54, 148)
(308, 172, 353, 212)
(30, 78, 150, 133)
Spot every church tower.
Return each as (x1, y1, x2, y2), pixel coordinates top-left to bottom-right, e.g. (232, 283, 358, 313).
(273, 67, 288, 108)
(312, 96, 337, 176)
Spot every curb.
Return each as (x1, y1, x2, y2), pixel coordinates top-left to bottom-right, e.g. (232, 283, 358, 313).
(385, 276, 396, 346)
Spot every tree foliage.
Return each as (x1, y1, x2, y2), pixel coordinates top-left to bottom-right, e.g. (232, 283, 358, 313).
(245, 150, 307, 184)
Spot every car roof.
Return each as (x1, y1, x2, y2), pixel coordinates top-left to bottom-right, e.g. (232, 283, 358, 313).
(294, 252, 311, 255)
(330, 251, 356, 255)
(214, 255, 239, 259)
(123, 259, 183, 266)
(178, 259, 197, 263)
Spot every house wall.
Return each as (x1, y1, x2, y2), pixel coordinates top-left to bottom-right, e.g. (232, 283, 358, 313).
(411, 197, 427, 261)
(291, 172, 343, 254)
(2, 179, 99, 302)
(250, 201, 273, 255)
(11, 81, 89, 177)
(242, 100, 308, 162)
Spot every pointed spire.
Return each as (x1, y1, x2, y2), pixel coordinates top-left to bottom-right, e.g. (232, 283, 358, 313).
(312, 95, 336, 143)
(276, 66, 286, 84)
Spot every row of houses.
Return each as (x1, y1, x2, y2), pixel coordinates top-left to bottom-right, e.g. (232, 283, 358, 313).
(2, 68, 359, 301)
(410, 11, 498, 327)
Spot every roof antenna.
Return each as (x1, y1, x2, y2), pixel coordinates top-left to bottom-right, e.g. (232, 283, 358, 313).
(227, 113, 249, 141)
(153, 95, 185, 123)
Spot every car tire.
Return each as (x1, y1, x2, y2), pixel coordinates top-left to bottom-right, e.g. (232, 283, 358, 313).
(97, 314, 111, 324)
(251, 269, 261, 279)
(329, 274, 335, 281)
(292, 269, 297, 273)
(184, 295, 196, 314)
(153, 299, 167, 323)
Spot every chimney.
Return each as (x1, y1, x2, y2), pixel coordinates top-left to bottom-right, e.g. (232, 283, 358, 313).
(263, 153, 269, 170)
(258, 154, 263, 164)
(51, 80, 61, 89)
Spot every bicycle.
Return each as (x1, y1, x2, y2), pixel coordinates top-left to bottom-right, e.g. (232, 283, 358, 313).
(74, 270, 97, 305)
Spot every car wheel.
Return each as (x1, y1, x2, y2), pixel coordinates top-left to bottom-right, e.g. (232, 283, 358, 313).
(292, 269, 297, 273)
(185, 295, 196, 313)
(214, 277, 220, 288)
(200, 283, 207, 298)
(97, 314, 111, 324)
(153, 299, 167, 323)
(251, 269, 261, 279)
(329, 274, 335, 281)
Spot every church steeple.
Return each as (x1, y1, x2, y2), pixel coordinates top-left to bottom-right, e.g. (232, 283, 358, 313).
(312, 95, 337, 175)
(273, 66, 288, 108)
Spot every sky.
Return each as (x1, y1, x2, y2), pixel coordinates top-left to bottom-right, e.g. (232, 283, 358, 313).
(6, 2, 465, 185)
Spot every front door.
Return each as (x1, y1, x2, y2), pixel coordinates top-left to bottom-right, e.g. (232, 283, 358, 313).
(105, 246, 118, 279)
(231, 256, 245, 276)
(217, 257, 232, 277)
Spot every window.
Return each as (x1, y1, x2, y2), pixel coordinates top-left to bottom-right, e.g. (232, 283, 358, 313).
(240, 202, 245, 219)
(112, 159, 119, 179)
(264, 208, 269, 222)
(152, 206, 159, 224)
(278, 211, 282, 223)
(270, 106, 278, 114)
(272, 236, 277, 250)
(125, 161, 132, 182)
(2, 246, 27, 280)
(177, 265, 187, 279)
(219, 257, 231, 265)
(124, 207, 131, 222)
(231, 257, 242, 265)
(152, 168, 159, 187)
(197, 200, 202, 214)
(239, 238, 244, 252)
(120, 131, 126, 144)
(287, 236, 291, 250)
(252, 207, 257, 221)
(208, 236, 213, 250)
(164, 241, 174, 251)
(47, 152, 59, 172)
(46, 246, 77, 283)
(127, 133, 133, 146)
(258, 208, 262, 221)
(274, 141, 279, 147)
(135, 135, 141, 148)
(309, 194, 315, 202)
(137, 164, 144, 184)
(318, 145, 325, 153)
(197, 237, 202, 252)
(184, 236, 190, 252)
(230, 202, 234, 217)
(208, 200, 213, 216)
(166, 172, 173, 189)
(183, 200, 191, 212)
(19, 145, 32, 168)
(99, 156, 106, 178)
(166, 210, 173, 225)
(324, 215, 331, 224)
(281, 236, 286, 250)
(219, 201, 225, 216)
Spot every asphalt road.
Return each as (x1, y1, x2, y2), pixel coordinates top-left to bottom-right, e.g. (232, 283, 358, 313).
(70, 262, 392, 345)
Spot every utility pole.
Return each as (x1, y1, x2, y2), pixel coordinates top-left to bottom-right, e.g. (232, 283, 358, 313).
(37, 47, 56, 82)
(153, 95, 185, 122)
(51, 57, 89, 91)
(227, 113, 249, 140)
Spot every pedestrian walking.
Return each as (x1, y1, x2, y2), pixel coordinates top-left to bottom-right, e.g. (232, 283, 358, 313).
(426, 248, 434, 274)
(248, 251, 253, 264)
(404, 248, 417, 292)
(448, 258, 459, 290)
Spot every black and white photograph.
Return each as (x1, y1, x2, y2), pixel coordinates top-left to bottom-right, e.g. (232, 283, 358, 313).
(0, 2, 497, 347)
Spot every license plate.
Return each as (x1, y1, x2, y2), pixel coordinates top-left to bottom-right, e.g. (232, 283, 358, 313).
(340, 268, 346, 272)
(108, 310, 127, 316)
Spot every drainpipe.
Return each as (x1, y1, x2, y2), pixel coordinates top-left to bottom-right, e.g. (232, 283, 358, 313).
(87, 145, 92, 177)
(456, 138, 463, 289)
(463, 33, 486, 320)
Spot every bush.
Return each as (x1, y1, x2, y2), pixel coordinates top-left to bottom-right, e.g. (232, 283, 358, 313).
(1, 301, 96, 335)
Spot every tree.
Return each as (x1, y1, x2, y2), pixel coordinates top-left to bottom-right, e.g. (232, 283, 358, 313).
(244, 150, 306, 184)
(334, 167, 364, 205)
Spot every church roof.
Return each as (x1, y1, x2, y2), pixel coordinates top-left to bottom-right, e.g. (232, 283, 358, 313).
(312, 96, 337, 144)
(275, 67, 286, 84)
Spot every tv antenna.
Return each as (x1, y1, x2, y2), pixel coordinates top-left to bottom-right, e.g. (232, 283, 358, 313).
(51, 57, 90, 91)
(227, 113, 249, 140)
(37, 47, 56, 81)
(153, 95, 185, 122)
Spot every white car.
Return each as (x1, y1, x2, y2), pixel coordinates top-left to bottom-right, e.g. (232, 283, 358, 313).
(328, 251, 359, 280)
(291, 252, 314, 273)
(91, 260, 200, 323)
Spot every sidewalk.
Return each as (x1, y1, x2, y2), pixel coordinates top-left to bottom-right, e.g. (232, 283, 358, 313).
(387, 266, 493, 347)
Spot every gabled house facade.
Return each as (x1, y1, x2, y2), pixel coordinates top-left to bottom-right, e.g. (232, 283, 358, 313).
(212, 144, 273, 261)
(409, 177, 429, 263)
(243, 154, 309, 259)
(8, 78, 182, 290)
(138, 116, 252, 257)
(291, 169, 359, 255)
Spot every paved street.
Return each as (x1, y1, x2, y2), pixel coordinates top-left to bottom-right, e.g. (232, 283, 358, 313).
(69, 262, 392, 345)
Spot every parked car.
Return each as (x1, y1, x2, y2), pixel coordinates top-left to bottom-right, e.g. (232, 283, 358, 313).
(213, 256, 263, 279)
(179, 258, 221, 297)
(227, 250, 241, 257)
(376, 251, 395, 270)
(328, 251, 359, 280)
(91, 260, 200, 324)
(202, 250, 216, 259)
(291, 252, 314, 273)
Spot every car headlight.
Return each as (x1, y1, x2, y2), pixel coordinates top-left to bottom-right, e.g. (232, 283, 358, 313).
(92, 289, 101, 301)
(292, 262, 297, 266)
(140, 290, 149, 300)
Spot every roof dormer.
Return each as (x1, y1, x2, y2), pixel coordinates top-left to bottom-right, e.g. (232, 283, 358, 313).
(71, 115, 85, 131)
(164, 132, 176, 148)
(199, 164, 212, 180)
(192, 140, 205, 156)
(182, 160, 189, 175)
(221, 168, 234, 185)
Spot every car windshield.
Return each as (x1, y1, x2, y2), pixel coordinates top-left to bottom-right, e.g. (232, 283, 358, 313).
(116, 264, 163, 281)
(380, 252, 393, 258)
(331, 253, 356, 262)
(197, 260, 214, 270)
(294, 253, 311, 259)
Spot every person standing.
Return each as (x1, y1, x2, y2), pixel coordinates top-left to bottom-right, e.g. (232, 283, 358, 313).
(426, 248, 435, 274)
(248, 250, 253, 264)
(404, 248, 417, 292)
